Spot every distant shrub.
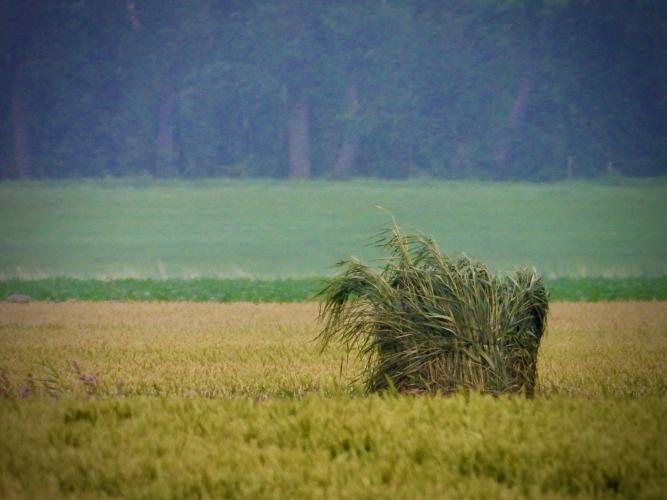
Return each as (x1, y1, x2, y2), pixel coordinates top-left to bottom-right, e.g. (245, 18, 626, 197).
(318, 226, 548, 396)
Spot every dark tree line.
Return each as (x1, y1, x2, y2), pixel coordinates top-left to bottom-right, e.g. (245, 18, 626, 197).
(1, 0, 665, 181)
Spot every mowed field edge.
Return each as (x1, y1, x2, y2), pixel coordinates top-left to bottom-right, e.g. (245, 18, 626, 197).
(1, 301, 666, 498)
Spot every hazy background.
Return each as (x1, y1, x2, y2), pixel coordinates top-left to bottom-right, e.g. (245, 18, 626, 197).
(2, 0, 666, 181)
(1, 1, 666, 281)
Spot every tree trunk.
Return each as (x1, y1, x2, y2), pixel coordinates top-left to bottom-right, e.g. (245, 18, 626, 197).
(566, 155, 574, 179)
(154, 74, 177, 178)
(333, 82, 360, 177)
(450, 140, 467, 178)
(493, 14, 544, 181)
(493, 70, 534, 180)
(10, 75, 31, 178)
(126, 0, 141, 31)
(0, 0, 10, 175)
(287, 95, 310, 178)
(401, 144, 415, 178)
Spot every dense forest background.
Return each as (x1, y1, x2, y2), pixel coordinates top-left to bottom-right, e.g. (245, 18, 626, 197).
(1, 0, 666, 181)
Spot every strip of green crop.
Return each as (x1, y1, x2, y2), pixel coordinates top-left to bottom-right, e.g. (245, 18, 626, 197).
(0, 278, 324, 302)
(1, 277, 666, 302)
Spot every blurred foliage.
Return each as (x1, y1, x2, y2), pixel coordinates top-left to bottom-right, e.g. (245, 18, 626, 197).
(1, 0, 665, 180)
(1, 396, 666, 498)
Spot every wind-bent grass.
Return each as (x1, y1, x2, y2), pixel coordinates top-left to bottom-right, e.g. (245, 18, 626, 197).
(1, 301, 666, 498)
(2, 396, 665, 499)
(319, 227, 548, 395)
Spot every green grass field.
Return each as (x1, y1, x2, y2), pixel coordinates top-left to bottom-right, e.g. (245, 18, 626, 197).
(1, 178, 666, 279)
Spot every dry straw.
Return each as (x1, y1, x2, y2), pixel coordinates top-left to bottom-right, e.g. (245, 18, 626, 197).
(318, 225, 549, 396)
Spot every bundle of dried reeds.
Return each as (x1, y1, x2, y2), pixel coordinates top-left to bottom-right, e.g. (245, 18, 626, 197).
(319, 225, 548, 396)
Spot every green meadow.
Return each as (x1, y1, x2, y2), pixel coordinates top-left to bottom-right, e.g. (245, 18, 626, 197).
(1, 178, 666, 279)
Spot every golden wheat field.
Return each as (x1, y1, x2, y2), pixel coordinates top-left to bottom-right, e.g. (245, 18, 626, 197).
(1, 301, 666, 498)
(1, 301, 666, 399)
